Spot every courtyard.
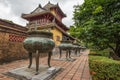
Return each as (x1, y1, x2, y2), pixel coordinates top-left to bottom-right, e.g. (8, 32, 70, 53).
(0, 50, 90, 80)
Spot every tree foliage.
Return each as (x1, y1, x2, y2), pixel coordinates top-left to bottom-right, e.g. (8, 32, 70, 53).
(70, 0, 120, 57)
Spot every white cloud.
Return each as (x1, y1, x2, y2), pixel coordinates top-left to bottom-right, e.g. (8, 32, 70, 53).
(0, 0, 27, 25)
(0, 0, 11, 19)
(0, 0, 84, 27)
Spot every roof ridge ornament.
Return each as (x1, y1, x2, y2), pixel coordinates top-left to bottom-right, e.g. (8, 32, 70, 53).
(39, 4, 42, 8)
(57, 3, 59, 6)
(48, 1, 50, 4)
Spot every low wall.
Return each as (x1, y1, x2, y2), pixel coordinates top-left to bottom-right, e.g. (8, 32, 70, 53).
(0, 32, 28, 64)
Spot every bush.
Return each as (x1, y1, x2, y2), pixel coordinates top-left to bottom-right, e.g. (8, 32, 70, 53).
(89, 56, 120, 80)
(89, 49, 110, 57)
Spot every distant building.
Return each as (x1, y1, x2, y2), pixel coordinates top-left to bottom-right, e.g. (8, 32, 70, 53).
(22, 2, 75, 46)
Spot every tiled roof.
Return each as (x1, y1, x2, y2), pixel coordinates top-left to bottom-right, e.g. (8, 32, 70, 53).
(31, 4, 47, 14)
(43, 1, 55, 10)
(43, 2, 66, 17)
(0, 18, 27, 35)
(22, 12, 69, 31)
(22, 11, 50, 18)
(0, 18, 27, 30)
(22, 2, 66, 19)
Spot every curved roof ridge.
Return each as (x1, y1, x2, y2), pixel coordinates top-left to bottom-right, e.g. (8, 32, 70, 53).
(43, 1, 55, 10)
(31, 4, 47, 14)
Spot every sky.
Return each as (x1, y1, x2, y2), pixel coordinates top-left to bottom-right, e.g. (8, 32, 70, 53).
(0, 0, 84, 27)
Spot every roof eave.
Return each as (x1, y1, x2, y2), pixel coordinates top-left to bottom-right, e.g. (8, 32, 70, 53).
(50, 5, 66, 18)
(21, 11, 50, 20)
(22, 12, 69, 31)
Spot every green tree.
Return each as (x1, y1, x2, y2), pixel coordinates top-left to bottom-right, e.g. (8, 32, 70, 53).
(71, 0, 120, 57)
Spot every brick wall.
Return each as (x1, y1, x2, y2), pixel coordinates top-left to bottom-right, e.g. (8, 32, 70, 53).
(0, 32, 28, 64)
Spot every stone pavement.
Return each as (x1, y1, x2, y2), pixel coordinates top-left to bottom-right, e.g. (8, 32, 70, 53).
(0, 50, 90, 80)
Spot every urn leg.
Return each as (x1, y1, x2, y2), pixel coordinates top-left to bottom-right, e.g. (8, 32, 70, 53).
(35, 50, 40, 75)
(80, 49, 81, 54)
(48, 51, 52, 67)
(69, 50, 71, 58)
(59, 49, 62, 59)
(28, 52, 32, 68)
(66, 50, 68, 58)
(79, 49, 80, 55)
(75, 49, 77, 55)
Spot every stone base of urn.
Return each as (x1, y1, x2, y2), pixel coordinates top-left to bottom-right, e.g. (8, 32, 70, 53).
(53, 58, 76, 62)
(71, 53, 81, 57)
(5, 65, 61, 80)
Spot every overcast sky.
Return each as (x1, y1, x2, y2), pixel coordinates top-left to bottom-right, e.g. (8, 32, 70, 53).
(0, 0, 84, 27)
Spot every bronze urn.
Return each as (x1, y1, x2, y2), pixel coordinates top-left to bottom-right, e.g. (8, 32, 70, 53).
(58, 40, 73, 58)
(72, 43, 80, 55)
(23, 31, 55, 75)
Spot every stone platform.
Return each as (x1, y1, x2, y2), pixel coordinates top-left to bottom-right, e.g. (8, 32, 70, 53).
(53, 58, 76, 62)
(71, 54, 81, 57)
(5, 65, 61, 80)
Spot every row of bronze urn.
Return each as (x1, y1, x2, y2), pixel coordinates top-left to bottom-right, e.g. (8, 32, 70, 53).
(23, 31, 85, 75)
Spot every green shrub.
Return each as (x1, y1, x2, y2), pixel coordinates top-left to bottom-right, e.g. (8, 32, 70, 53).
(89, 49, 110, 57)
(89, 50, 102, 56)
(89, 56, 120, 80)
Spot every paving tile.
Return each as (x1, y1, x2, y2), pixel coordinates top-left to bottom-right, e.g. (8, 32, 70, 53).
(0, 50, 90, 80)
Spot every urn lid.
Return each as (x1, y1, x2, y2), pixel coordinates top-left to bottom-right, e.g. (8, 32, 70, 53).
(27, 30, 53, 38)
(60, 40, 72, 43)
(73, 43, 80, 45)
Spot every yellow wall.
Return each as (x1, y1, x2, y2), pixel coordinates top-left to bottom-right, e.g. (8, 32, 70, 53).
(50, 10, 63, 45)
(37, 27, 62, 46)
(51, 27, 62, 46)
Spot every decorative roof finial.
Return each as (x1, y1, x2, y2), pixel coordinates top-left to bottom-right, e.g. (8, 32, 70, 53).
(57, 3, 59, 6)
(48, 1, 50, 4)
(39, 4, 42, 8)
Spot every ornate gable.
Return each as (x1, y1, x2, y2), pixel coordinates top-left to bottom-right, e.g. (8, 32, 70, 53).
(43, 1, 55, 10)
(31, 4, 46, 14)
(43, 2, 66, 19)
